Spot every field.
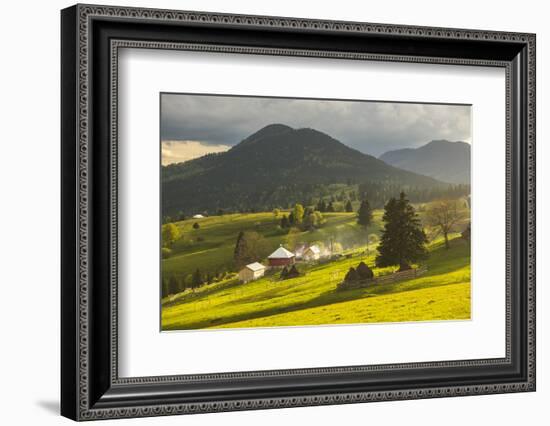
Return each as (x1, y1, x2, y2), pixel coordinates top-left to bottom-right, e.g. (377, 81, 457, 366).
(161, 208, 470, 330)
(163, 211, 383, 280)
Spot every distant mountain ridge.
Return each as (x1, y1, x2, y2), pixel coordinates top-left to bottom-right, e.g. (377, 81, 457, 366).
(379, 140, 471, 184)
(162, 124, 447, 216)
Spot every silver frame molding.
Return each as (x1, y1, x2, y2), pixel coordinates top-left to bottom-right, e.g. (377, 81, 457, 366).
(61, 4, 536, 421)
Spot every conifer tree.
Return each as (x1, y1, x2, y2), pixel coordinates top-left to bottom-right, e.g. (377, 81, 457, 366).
(357, 199, 373, 227)
(375, 192, 428, 271)
(192, 268, 203, 289)
(233, 231, 246, 267)
(357, 199, 373, 251)
(233, 230, 266, 268)
(280, 214, 289, 228)
(162, 277, 169, 298)
(168, 275, 179, 294)
(345, 200, 353, 212)
(288, 211, 295, 225)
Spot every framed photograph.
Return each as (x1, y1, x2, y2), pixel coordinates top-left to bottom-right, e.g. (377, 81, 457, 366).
(61, 4, 536, 421)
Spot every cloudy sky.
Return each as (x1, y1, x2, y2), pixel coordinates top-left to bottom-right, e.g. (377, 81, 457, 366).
(161, 93, 471, 165)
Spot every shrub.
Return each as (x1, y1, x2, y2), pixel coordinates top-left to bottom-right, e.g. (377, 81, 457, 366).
(356, 262, 374, 280)
(286, 265, 300, 279)
(332, 242, 343, 254)
(193, 222, 200, 229)
(161, 223, 181, 247)
(462, 223, 471, 243)
(161, 247, 172, 259)
(344, 267, 359, 282)
(398, 263, 412, 272)
(280, 265, 300, 280)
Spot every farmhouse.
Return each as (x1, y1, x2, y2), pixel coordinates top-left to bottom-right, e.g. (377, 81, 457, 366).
(238, 262, 266, 283)
(267, 245, 295, 267)
(302, 245, 321, 261)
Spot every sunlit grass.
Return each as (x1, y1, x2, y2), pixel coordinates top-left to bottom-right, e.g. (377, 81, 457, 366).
(161, 233, 470, 330)
(162, 211, 378, 280)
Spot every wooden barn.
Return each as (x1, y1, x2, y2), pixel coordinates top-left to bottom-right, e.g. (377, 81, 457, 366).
(238, 262, 266, 283)
(267, 245, 295, 267)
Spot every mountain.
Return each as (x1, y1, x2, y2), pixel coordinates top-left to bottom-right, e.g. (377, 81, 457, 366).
(379, 140, 471, 185)
(162, 124, 447, 216)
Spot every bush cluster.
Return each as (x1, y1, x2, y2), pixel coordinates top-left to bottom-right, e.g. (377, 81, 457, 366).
(280, 265, 300, 280)
(344, 261, 374, 282)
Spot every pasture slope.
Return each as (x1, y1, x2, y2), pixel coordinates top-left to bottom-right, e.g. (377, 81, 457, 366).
(161, 234, 470, 330)
(162, 211, 383, 280)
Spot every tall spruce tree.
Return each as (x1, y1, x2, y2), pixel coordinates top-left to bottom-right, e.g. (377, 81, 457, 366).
(357, 199, 373, 227)
(288, 211, 295, 225)
(280, 214, 289, 228)
(233, 231, 252, 269)
(167, 276, 179, 296)
(233, 230, 266, 268)
(162, 277, 170, 298)
(191, 269, 203, 289)
(357, 199, 374, 252)
(375, 192, 428, 271)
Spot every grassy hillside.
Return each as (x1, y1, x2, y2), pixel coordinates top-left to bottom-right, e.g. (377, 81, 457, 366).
(161, 235, 470, 330)
(163, 211, 383, 280)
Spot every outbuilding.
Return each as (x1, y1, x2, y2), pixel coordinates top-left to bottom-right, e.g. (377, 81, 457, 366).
(267, 245, 295, 267)
(302, 245, 321, 261)
(238, 262, 266, 283)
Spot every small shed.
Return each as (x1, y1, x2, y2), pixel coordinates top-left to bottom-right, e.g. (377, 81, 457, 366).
(303, 245, 321, 261)
(238, 262, 266, 283)
(268, 245, 295, 267)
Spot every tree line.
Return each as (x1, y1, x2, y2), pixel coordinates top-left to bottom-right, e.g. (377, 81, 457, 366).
(162, 267, 232, 297)
(162, 181, 470, 220)
(278, 203, 326, 231)
(357, 182, 470, 209)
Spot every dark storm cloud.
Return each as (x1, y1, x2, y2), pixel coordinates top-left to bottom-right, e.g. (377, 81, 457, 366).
(160, 93, 471, 157)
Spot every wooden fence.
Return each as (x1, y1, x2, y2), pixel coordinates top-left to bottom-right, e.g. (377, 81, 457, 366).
(337, 265, 428, 291)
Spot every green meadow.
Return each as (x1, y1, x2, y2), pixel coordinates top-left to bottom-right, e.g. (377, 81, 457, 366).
(161, 209, 470, 330)
(163, 211, 383, 280)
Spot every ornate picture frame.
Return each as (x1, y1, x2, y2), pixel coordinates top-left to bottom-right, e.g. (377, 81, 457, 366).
(61, 4, 535, 421)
